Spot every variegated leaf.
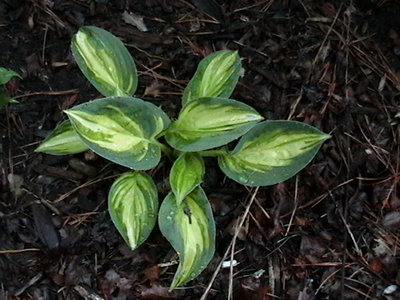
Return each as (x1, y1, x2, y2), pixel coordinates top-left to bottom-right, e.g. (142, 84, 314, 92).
(182, 50, 241, 105)
(158, 187, 215, 289)
(65, 96, 170, 170)
(170, 153, 205, 205)
(35, 120, 89, 155)
(108, 172, 158, 250)
(218, 121, 330, 186)
(165, 97, 263, 151)
(72, 26, 137, 97)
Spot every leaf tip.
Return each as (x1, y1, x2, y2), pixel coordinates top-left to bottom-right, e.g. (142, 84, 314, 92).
(128, 242, 138, 251)
(232, 50, 240, 58)
(318, 133, 331, 142)
(63, 109, 76, 122)
(34, 144, 44, 153)
(64, 109, 77, 120)
(34, 141, 52, 154)
(324, 133, 332, 139)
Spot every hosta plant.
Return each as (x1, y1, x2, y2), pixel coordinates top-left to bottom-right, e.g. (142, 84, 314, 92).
(36, 26, 330, 289)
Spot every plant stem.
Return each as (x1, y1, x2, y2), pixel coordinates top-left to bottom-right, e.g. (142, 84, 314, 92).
(156, 142, 174, 160)
(198, 148, 227, 157)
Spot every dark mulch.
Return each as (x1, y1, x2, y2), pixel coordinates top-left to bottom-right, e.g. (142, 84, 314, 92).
(1, 0, 399, 299)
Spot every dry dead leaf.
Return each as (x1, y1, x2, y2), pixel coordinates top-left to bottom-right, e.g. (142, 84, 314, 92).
(122, 11, 148, 32)
(144, 80, 162, 97)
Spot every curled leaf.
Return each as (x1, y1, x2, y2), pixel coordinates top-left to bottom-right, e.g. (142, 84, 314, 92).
(218, 121, 330, 186)
(165, 97, 263, 151)
(108, 171, 158, 250)
(158, 187, 215, 289)
(72, 26, 137, 96)
(170, 153, 205, 205)
(35, 120, 89, 155)
(65, 96, 170, 170)
(183, 50, 241, 105)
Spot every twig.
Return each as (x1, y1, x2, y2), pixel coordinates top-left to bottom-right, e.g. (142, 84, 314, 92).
(14, 89, 79, 99)
(315, 267, 345, 295)
(73, 285, 104, 300)
(14, 272, 43, 296)
(287, 91, 303, 120)
(41, 24, 48, 63)
(337, 207, 365, 262)
(233, 0, 272, 13)
(344, 284, 373, 299)
(0, 248, 42, 254)
(200, 187, 259, 300)
(311, 3, 343, 67)
(284, 176, 298, 236)
(137, 62, 186, 89)
(54, 173, 121, 203)
(32, 0, 66, 28)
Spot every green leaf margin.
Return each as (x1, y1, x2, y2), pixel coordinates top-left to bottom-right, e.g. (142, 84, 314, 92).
(35, 120, 89, 155)
(170, 152, 205, 205)
(108, 171, 159, 250)
(182, 50, 241, 105)
(71, 26, 138, 97)
(65, 96, 170, 170)
(165, 97, 263, 152)
(159, 187, 215, 289)
(218, 120, 330, 186)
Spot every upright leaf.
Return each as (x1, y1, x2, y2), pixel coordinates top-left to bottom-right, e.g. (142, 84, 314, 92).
(170, 153, 205, 205)
(218, 121, 330, 186)
(35, 120, 89, 155)
(65, 96, 170, 170)
(165, 97, 263, 151)
(72, 26, 138, 97)
(159, 187, 215, 289)
(108, 172, 158, 250)
(0, 67, 21, 85)
(182, 50, 241, 105)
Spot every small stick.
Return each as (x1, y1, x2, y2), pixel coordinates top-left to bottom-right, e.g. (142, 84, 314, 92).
(0, 248, 41, 254)
(14, 89, 79, 99)
(200, 187, 259, 300)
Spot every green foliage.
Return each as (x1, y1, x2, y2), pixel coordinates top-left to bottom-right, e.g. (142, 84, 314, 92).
(182, 50, 241, 105)
(170, 153, 205, 205)
(165, 97, 263, 151)
(71, 26, 137, 97)
(218, 121, 330, 186)
(35, 120, 89, 155)
(108, 172, 159, 250)
(159, 188, 215, 289)
(36, 26, 330, 289)
(0, 67, 21, 109)
(65, 96, 170, 170)
(0, 67, 21, 85)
